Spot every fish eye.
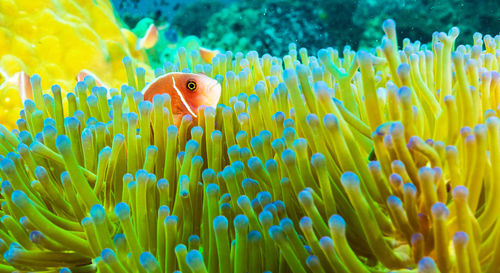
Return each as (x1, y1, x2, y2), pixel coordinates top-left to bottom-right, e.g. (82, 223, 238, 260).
(186, 80, 197, 91)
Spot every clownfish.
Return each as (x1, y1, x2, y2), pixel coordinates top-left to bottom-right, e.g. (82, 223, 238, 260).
(142, 72, 221, 124)
(136, 24, 159, 50)
(14, 71, 32, 102)
(0, 70, 33, 102)
(199, 47, 220, 64)
(76, 69, 108, 89)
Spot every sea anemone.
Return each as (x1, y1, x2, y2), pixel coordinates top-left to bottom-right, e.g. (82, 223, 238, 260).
(0, 18, 499, 273)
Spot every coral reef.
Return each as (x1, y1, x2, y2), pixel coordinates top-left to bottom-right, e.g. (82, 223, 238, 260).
(0, 0, 150, 128)
(111, 0, 173, 27)
(163, 0, 500, 56)
(114, 0, 500, 67)
(170, 0, 227, 39)
(202, 0, 329, 57)
(1, 17, 500, 273)
(351, 0, 500, 48)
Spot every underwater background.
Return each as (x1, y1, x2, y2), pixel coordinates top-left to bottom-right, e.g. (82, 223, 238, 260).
(112, 0, 500, 64)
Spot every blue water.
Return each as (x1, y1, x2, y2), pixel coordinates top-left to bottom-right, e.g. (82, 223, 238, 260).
(112, 0, 500, 57)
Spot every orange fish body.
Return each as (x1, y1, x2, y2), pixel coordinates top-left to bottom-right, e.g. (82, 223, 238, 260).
(76, 69, 108, 89)
(142, 72, 221, 125)
(199, 47, 220, 64)
(136, 24, 159, 50)
(0, 70, 33, 101)
(16, 71, 32, 102)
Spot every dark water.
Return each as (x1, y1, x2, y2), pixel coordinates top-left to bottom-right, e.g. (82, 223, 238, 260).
(112, 0, 500, 57)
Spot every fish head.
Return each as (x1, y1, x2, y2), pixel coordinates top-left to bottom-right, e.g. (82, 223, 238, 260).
(143, 72, 221, 118)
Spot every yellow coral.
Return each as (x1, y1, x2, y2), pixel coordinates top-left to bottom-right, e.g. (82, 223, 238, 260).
(0, 0, 151, 128)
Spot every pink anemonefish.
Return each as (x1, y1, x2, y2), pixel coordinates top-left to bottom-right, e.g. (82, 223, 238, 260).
(76, 69, 108, 89)
(75, 70, 220, 125)
(199, 47, 220, 64)
(14, 71, 32, 102)
(136, 24, 159, 50)
(0, 70, 33, 102)
(142, 72, 221, 125)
